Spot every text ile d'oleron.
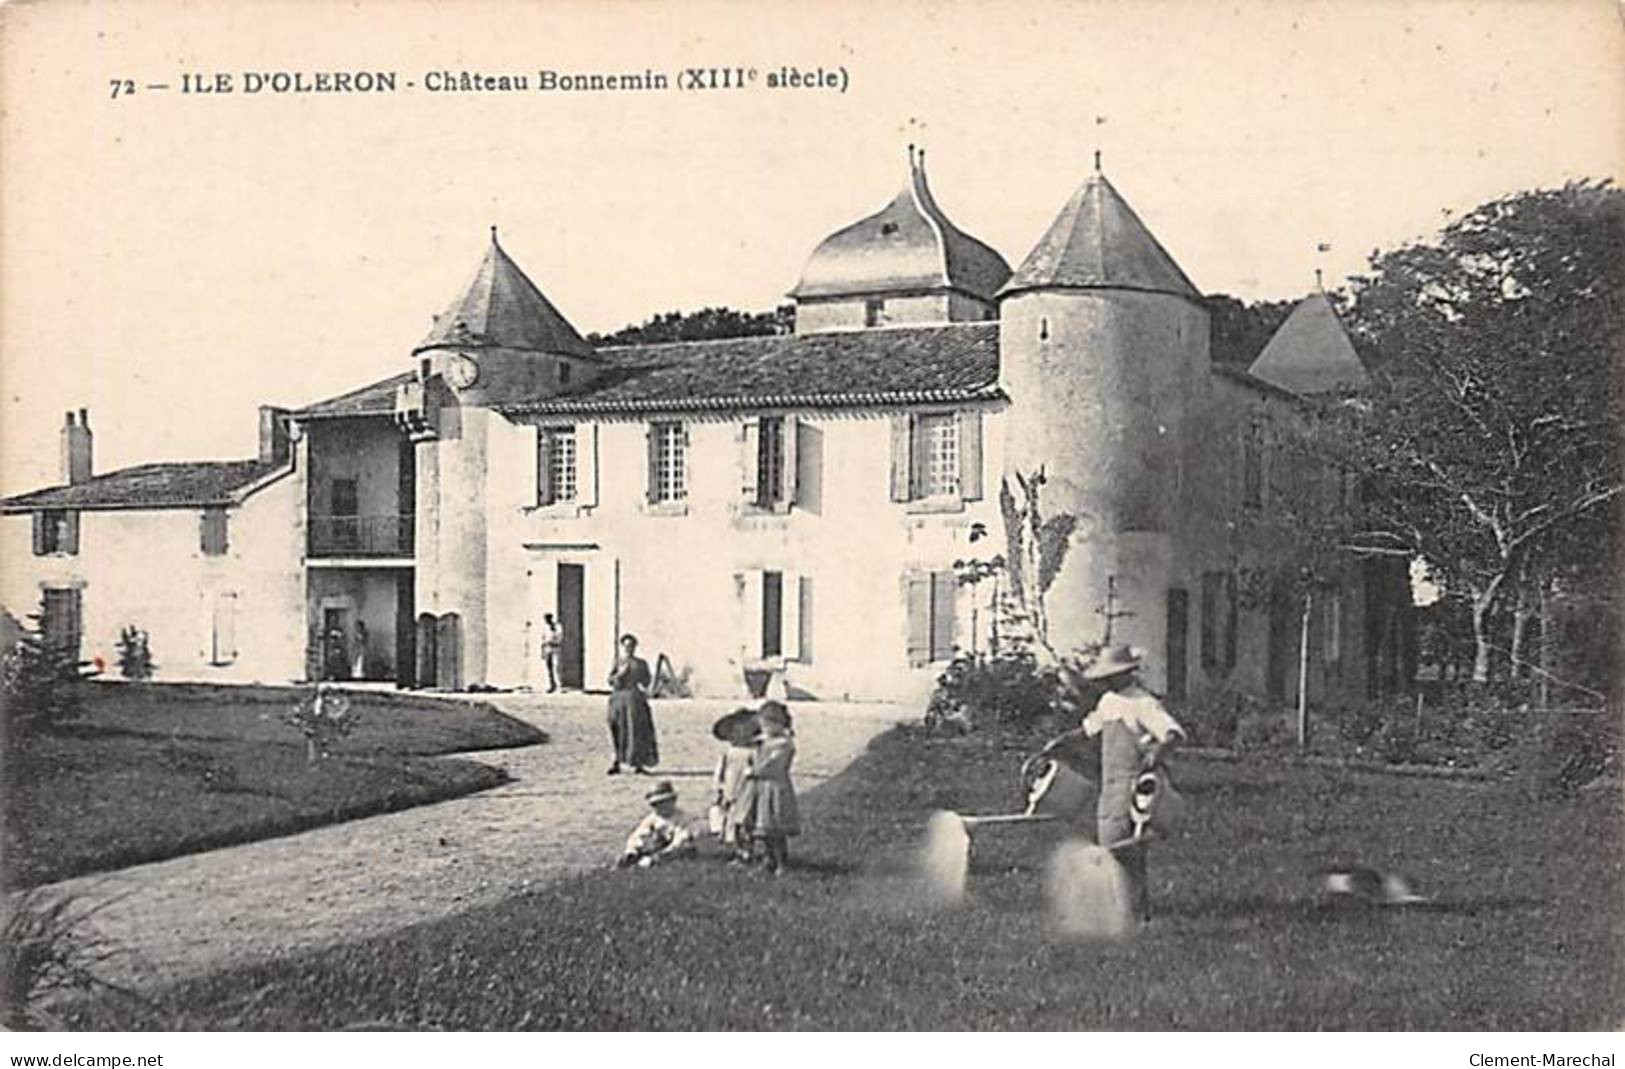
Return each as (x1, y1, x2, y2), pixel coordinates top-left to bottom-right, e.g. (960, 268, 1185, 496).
(109, 66, 849, 99)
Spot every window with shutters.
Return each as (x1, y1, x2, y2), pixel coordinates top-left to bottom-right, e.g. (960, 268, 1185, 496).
(743, 569, 804, 662)
(34, 510, 78, 556)
(209, 591, 238, 665)
(757, 417, 784, 505)
(537, 426, 577, 505)
(904, 570, 957, 667)
(201, 507, 229, 556)
(890, 410, 981, 508)
(762, 570, 783, 658)
(1242, 422, 1264, 510)
(650, 422, 687, 504)
(41, 588, 82, 659)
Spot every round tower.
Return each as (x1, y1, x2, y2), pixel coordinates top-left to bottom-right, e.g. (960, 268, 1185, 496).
(997, 167, 1209, 689)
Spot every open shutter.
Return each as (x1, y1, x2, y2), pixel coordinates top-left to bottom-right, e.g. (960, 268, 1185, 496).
(576, 424, 598, 507)
(739, 419, 760, 504)
(795, 574, 812, 662)
(743, 569, 764, 660)
(32, 513, 46, 555)
(889, 414, 913, 502)
(63, 512, 80, 555)
(782, 415, 799, 510)
(958, 410, 983, 501)
(903, 571, 931, 667)
(212, 592, 238, 663)
(535, 427, 553, 506)
(645, 424, 660, 503)
(783, 570, 802, 660)
(931, 571, 957, 662)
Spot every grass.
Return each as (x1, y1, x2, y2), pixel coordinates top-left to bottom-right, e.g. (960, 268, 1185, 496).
(71, 724, 1623, 1030)
(2, 684, 546, 889)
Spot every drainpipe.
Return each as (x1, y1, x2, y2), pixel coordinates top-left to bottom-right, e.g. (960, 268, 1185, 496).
(1297, 591, 1312, 748)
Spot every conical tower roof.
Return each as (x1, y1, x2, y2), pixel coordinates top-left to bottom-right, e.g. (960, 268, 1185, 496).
(790, 149, 1011, 302)
(415, 229, 594, 358)
(1248, 290, 1368, 394)
(1001, 171, 1200, 300)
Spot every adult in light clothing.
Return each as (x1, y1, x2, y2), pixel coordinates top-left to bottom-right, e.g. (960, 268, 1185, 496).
(1041, 644, 1185, 922)
(605, 633, 659, 775)
(539, 613, 563, 693)
(351, 620, 368, 681)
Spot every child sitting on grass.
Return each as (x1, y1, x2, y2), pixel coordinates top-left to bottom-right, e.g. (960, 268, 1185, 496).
(742, 700, 799, 875)
(614, 780, 697, 869)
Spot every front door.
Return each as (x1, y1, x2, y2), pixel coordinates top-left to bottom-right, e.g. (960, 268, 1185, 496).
(322, 606, 350, 681)
(557, 563, 585, 689)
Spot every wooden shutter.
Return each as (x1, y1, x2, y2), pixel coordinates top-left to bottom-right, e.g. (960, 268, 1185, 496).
(32, 513, 46, 555)
(930, 571, 957, 662)
(958, 410, 983, 500)
(740, 418, 760, 504)
(782, 415, 799, 510)
(645, 424, 660, 504)
(794, 573, 812, 662)
(903, 572, 931, 666)
(576, 424, 598, 507)
(212, 592, 238, 664)
(743, 569, 764, 659)
(1224, 573, 1239, 669)
(535, 426, 553, 506)
(1200, 572, 1219, 670)
(201, 508, 228, 556)
(889, 414, 913, 502)
(63, 512, 80, 555)
(782, 570, 802, 659)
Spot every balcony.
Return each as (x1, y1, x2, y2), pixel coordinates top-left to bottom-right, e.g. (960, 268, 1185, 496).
(308, 514, 414, 559)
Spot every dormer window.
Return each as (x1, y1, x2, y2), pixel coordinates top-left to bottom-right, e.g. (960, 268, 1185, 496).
(419, 358, 432, 381)
(880, 222, 900, 236)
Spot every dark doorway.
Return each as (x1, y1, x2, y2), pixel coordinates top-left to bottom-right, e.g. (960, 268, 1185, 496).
(395, 573, 415, 688)
(321, 606, 350, 681)
(436, 613, 462, 691)
(1165, 587, 1188, 703)
(557, 564, 585, 689)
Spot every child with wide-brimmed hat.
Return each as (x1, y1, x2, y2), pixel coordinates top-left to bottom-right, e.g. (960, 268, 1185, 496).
(710, 707, 759, 862)
(614, 779, 697, 869)
(740, 700, 800, 875)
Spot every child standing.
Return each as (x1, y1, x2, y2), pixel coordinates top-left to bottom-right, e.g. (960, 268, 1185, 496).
(710, 708, 758, 863)
(614, 780, 697, 869)
(743, 700, 799, 875)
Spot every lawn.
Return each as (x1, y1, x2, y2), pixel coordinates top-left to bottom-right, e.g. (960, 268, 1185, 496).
(2, 683, 546, 889)
(75, 723, 1622, 1030)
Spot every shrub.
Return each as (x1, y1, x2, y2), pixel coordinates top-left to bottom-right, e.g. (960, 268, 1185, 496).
(281, 684, 362, 764)
(1234, 708, 1294, 751)
(1, 611, 89, 743)
(115, 626, 155, 681)
(1182, 683, 1273, 749)
(1, 888, 138, 1030)
(925, 650, 1060, 731)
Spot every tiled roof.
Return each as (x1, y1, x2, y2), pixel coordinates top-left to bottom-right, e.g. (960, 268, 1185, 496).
(2, 460, 282, 512)
(1248, 292, 1368, 394)
(416, 231, 595, 358)
(790, 152, 1011, 303)
(1002, 173, 1200, 300)
(295, 371, 414, 419)
(501, 321, 1002, 415)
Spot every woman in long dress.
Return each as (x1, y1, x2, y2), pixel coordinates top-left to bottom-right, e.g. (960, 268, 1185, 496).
(606, 633, 659, 775)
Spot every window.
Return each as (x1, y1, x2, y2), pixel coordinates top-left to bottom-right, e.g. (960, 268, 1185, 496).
(864, 298, 885, 327)
(741, 415, 799, 512)
(41, 588, 82, 660)
(905, 570, 957, 666)
(1324, 592, 1343, 670)
(537, 426, 577, 505)
(32, 510, 78, 556)
(1200, 572, 1239, 673)
(330, 478, 359, 550)
(647, 422, 687, 504)
(890, 411, 982, 505)
(762, 571, 783, 658)
(201, 507, 229, 556)
(209, 592, 238, 665)
(1242, 423, 1264, 509)
(559, 361, 572, 387)
(757, 417, 785, 505)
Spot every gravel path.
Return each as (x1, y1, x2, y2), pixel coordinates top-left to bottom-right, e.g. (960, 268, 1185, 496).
(44, 694, 907, 990)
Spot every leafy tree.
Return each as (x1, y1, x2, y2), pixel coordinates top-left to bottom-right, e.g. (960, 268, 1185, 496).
(589, 304, 794, 346)
(1281, 181, 1623, 684)
(1205, 294, 1295, 366)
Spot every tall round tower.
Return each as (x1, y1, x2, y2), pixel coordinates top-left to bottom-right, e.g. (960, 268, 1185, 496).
(998, 166, 1210, 689)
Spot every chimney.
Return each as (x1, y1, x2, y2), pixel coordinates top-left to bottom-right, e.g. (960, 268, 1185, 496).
(258, 405, 292, 465)
(61, 409, 93, 485)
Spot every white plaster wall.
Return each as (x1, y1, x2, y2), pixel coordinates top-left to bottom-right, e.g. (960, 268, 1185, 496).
(794, 292, 991, 333)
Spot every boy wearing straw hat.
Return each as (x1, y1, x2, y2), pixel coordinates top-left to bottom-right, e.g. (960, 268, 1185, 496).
(1040, 644, 1186, 922)
(615, 780, 697, 869)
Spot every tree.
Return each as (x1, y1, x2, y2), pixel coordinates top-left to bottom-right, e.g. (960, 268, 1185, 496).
(1306, 181, 1624, 684)
(588, 304, 794, 346)
(1205, 294, 1295, 366)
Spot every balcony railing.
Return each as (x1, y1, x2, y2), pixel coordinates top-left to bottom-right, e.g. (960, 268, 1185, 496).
(308, 514, 414, 558)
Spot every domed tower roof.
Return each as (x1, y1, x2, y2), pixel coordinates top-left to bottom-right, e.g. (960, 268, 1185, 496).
(415, 228, 594, 358)
(1001, 167, 1200, 300)
(1248, 289, 1368, 394)
(789, 148, 1011, 303)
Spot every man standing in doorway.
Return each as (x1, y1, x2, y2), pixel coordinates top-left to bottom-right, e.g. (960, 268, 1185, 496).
(540, 613, 563, 693)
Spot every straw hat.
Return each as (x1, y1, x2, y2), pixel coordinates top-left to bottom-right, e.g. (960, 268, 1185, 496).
(1082, 644, 1143, 680)
(644, 780, 678, 806)
(711, 708, 760, 744)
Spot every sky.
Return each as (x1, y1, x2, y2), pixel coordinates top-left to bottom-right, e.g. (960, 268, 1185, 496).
(1, 0, 1621, 494)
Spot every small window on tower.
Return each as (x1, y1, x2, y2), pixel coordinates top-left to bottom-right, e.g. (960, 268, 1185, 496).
(880, 222, 899, 236)
(420, 358, 431, 381)
(559, 362, 572, 387)
(865, 298, 885, 328)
